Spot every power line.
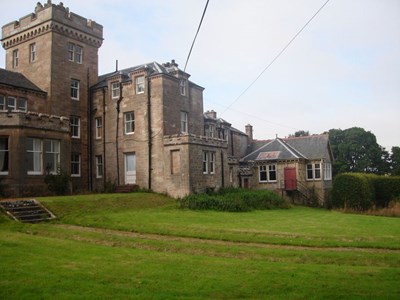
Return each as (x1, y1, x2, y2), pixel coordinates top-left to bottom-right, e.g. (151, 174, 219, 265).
(221, 0, 331, 116)
(184, 0, 210, 72)
(209, 101, 300, 131)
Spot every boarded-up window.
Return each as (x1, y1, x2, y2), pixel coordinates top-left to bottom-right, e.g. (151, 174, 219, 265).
(171, 150, 181, 174)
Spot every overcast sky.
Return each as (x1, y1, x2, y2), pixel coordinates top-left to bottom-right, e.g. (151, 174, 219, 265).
(1, 0, 399, 150)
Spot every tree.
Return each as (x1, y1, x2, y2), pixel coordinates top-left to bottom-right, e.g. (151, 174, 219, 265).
(391, 146, 400, 176)
(289, 130, 309, 137)
(329, 127, 383, 176)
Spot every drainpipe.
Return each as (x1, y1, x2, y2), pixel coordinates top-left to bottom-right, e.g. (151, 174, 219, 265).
(102, 87, 107, 188)
(221, 151, 225, 188)
(147, 76, 152, 190)
(87, 69, 92, 191)
(116, 82, 123, 186)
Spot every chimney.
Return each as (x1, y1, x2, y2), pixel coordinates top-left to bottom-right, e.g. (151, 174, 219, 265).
(245, 124, 253, 141)
(204, 110, 217, 119)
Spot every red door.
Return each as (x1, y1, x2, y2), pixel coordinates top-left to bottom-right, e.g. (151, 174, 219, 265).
(243, 178, 249, 189)
(284, 168, 297, 190)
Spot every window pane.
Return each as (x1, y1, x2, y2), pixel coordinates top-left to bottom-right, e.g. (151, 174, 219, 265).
(0, 95, 5, 110)
(27, 138, 42, 174)
(18, 98, 27, 111)
(112, 82, 120, 98)
(314, 163, 321, 179)
(71, 79, 79, 99)
(124, 112, 134, 134)
(136, 76, 145, 94)
(306, 164, 313, 180)
(68, 43, 74, 61)
(75, 45, 82, 63)
(8, 97, 16, 110)
(269, 165, 277, 181)
(181, 111, 188, 133)
(259, 165, 267, 181)
(0, 138, 9, 173)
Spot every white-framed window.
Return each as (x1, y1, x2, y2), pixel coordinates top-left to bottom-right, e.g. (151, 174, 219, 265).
(202, 151, 216, 174)
(68, 43, 74, 61)
(209, 152, 215, 174)
(124, 112, 135, 134)
(44, 139, 60, 174)
(268, 164, 277, 182)
(70, 116, 80, 138)
(205, 124, 215, 138)
(18, 98, 27, 111)
(27, 138, 42, 175)
(96, 155, 103, 178)
(307, 163, 322, 180)
(71, 153, 81, 177)
(259, 165, 267, 182)
(259, 164, 277, 182)
(323, 162, 332, 181)
(111, 82, 120, 99)
(202, 151, 208, 174)
(0, 96, 26, 111)
(7, 97, 16, 111)
(71, 79, 80, 100)
(75, 45, 82, 64)
(180, 79, 186, 96)
(12, 49, 18, 68)
(30, 43, 36, 62)
(68, 43, 83, 63)
(181, 111, 188, 133)
(136, 76, 145, 94)
(0, 137, 9, 175)
(95, 117, 102, 139)
(0, 95, 5, 110)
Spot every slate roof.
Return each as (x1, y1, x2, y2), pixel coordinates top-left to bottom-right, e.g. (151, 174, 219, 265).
(92, 61, 202, 90)
(0, 68, 45, 93)
(241, 134, 332, 162)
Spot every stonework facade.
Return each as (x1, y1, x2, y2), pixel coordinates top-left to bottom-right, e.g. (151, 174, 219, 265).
(1, 1, 333, 205)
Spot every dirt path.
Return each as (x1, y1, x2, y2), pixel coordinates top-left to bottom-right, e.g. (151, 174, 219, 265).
(54, 224, 400, 254)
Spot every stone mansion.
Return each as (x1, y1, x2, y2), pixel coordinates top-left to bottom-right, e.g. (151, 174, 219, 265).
(0, 2, 333, 204)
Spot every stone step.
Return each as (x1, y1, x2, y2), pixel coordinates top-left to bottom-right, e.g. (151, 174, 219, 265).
(115, 185, 137, 193)
(0, 199, 56, 223)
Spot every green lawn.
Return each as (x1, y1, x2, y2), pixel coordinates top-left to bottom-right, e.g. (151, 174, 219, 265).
(1, 192, 399, 299)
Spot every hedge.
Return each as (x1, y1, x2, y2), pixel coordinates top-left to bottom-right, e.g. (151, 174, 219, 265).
(367, 175, 400, 207)
(332, 173, 400, 210)
(179, 188, 290, 212)
(331, 173, 375, 210)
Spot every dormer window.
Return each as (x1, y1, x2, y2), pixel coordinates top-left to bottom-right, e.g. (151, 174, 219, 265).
(179, 79, 186, 96)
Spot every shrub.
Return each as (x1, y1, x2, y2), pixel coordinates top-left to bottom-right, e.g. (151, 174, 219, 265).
(332, 173, 374, 211)
(44, 167, 71, 195)
(179, 188, 290, 212)
(367, 176, 400, 208)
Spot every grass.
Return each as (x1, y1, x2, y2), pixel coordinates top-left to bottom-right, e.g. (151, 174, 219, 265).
(1, 192, 400, 299)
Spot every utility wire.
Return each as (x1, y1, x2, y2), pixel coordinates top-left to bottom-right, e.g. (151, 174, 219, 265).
(221, 0, 331, 116)
(184, 0, 210, 72)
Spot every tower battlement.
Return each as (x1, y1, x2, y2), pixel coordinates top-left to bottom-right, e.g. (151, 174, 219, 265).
(2, 0, 103, 49)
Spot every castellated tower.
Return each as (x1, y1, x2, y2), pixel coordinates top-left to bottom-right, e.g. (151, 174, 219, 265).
(1, 1, 103, 192)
